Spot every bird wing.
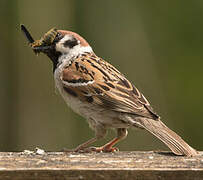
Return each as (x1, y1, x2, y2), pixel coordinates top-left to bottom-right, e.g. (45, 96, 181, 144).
(60, 53, 159, 120)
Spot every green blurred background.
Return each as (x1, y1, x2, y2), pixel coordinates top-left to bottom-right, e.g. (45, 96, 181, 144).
(0, 0, 202, 152)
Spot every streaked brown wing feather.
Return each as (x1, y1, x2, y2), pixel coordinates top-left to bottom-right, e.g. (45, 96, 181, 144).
(61, 53, 159, 120)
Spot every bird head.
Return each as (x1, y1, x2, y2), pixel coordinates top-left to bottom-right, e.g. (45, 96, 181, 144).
(21, 25, 93, 71)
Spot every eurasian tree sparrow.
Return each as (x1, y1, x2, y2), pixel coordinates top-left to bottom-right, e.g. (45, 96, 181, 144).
(21, 25, 197, 156)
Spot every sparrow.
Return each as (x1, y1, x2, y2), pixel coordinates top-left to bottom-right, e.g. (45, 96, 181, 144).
(21, 25, 197, 156)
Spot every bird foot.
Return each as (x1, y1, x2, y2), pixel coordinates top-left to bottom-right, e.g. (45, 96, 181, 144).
(84, 146, 119, 153)
(61, 146, 119, 153)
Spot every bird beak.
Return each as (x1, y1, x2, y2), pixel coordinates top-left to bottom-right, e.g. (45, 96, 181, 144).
(21, 24, 57, 55)
(31, 44, 53, 54)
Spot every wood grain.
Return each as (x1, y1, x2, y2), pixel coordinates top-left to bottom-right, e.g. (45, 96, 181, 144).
(0, 151, 202, 180)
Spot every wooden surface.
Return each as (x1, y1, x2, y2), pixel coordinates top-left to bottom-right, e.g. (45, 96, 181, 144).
(0, 151, 202, 180)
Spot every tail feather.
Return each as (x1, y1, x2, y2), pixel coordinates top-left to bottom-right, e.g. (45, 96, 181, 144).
(135, 118, 198, 157)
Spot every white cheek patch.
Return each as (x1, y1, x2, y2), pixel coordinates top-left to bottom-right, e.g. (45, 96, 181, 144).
(55, 35, 72, 53)
(56, 43, 70, 53)
(56, 34, 93, 65)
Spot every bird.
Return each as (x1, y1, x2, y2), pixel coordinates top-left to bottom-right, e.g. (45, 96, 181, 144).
(21, 25, 197, 156)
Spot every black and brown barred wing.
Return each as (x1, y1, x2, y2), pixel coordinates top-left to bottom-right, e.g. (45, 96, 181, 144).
(61, 53, 159, 120)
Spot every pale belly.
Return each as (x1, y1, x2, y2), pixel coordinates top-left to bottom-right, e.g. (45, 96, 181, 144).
(54, 66, 130, 129)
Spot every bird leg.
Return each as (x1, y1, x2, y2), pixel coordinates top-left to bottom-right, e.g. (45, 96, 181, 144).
(63, 128, 128, 153)
(62, 137, 98, 153)
(63, 126, 107, 153)
(73, 137, 98, 152)
(89, 128, 128, 153)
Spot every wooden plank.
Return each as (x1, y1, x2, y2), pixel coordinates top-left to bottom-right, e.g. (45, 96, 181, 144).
(0, 151, 202, 180)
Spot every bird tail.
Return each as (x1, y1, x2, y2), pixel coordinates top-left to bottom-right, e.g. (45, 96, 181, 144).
(134, 118, 197, 157)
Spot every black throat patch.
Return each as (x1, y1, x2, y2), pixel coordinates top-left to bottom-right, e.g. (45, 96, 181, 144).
(46, 48, 62, 72)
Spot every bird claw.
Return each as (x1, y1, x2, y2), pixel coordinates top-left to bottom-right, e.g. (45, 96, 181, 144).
(85, 146, 119, 153)
(61, 146, 119, 153)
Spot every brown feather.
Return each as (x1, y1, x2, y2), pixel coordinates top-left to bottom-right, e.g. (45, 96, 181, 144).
(61, 53, 159, 119)
(134, 118, 197, 157)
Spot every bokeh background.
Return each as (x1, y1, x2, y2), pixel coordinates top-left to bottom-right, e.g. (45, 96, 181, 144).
(0, 0, 202, 152)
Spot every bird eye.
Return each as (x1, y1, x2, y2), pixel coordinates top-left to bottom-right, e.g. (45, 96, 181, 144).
(53, 33, 64, 43)
(63, 37, 78, 48)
